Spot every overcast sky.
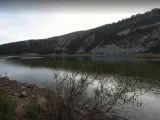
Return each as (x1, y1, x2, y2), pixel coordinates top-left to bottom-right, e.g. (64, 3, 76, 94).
(0, 1, 160, 45)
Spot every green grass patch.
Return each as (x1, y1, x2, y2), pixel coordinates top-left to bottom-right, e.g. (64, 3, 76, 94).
(0, 90, 17, 120)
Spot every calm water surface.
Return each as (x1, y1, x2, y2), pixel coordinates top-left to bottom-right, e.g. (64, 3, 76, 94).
(0, 55, 160, 120)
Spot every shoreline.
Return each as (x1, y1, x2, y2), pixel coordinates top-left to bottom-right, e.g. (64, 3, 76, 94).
(0, 77, 48, 119)
(0, 77, 47, 101)
(1, 53, 160, 62)
(135, 53, 160, 61)
(0, 76, 48, 93)
(0, 77, 127, 120)
(0, 52, 160, 57)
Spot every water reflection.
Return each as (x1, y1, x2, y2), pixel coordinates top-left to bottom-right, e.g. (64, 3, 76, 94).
(8, 56, 160, 79)
(0, 56, 160, 120)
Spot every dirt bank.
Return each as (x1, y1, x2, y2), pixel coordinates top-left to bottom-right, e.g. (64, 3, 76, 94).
(0, 77, 47, 98)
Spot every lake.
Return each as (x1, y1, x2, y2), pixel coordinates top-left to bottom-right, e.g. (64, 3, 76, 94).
(0, 55, 160, 120)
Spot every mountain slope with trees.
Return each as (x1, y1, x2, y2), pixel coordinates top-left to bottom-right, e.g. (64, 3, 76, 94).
(0, 8, 160, 55)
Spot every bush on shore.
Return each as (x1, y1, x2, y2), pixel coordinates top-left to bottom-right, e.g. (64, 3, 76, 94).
(0, 90, 17, 120)
(40, 70, 130, 120)
(0, 70, 132, 120)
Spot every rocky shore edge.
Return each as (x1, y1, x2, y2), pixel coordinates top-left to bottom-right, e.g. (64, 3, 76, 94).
(0, 77, 48, 119)
(0, 77, 127, 120)
(0, 77, 47, 100)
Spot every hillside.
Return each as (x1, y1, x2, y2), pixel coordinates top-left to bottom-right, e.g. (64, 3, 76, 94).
(0, 8, 160, 55)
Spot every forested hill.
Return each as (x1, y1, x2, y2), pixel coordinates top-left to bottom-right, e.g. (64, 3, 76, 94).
(0, 8, 160, 55)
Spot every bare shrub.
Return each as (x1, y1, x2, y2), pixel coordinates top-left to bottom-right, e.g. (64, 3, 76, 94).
(41, 70, 133, 120)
